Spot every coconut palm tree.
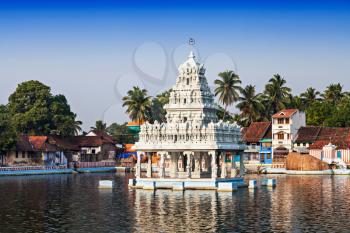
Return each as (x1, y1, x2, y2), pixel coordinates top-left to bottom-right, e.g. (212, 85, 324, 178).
(122, 86, 152, 124)
(264, 74, 291, 114)
(300, 87, 320, 107)
(214, 70, 242, 120)
(321, 83, 347, 104)
(72, 120, 82, 135)
(236, 85, 264, 126)
(91, 120, 107, 132)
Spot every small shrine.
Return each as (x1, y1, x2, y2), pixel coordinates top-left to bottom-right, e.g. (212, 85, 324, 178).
(133, 51, 245, 179)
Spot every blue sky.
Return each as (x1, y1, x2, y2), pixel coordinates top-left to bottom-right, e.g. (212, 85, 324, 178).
(1, 0, 350, 130)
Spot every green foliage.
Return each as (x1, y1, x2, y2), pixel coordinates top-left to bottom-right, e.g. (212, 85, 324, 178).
(216, 105, 234, 122)
(214, 70, 242, 120)
(91, 120, 107, 131)
(0, 105, 16, 152)
(122, 86, 152, 123)
(150, 89, 171, 123)
(7, 80, 82, 136)
(107, 122, 136, 144)
(306, 101, 335, 126)
(263, 74, 291, 114)
(236, 85, 264, 127)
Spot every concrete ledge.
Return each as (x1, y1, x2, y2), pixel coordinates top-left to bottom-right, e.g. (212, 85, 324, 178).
(76, 167, 116, 173)
(0, 169, 74, 176)
(248, 180, 257, 189)
(172, 182, 184, 191)
(142, 181, 156, 190)
(128, 179, 135, 187)
(217, 182, 238, 192)
(99, 180, 113, 189)
(262, 178, 277, 187)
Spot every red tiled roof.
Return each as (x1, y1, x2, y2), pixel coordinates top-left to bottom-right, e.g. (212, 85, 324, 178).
(16, 136, 34, 151)
(295, 126, 322, 143)
(28, 136, 60, 152)
(241, 127, 248, 137)
(125, 144, 136, 152)
(89, 130, 115, 143)
(242, 122, 271, 143)
(272, 109, 298, 118)
(48, 136, 80, 151)
(127, 121, 144, 126)
(308, 127, 350, 150)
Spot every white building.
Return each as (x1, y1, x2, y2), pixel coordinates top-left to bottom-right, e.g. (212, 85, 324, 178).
(272, 109, 306, 153)
(133, 51, 245, 179)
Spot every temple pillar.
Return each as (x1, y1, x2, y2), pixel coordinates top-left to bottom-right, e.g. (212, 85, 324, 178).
(209, 150, 217, 179)
(170, 152, 179, 178)
(136, 151, 142, 178)
(179, 154, 185, 172)
(184, 151, 193, 178)
(159, 152, 166, 178)
(221, 152, 227, 178)
(239, 151, 245, 176)
(231, 153, 237, 178)
(146, 152, 152, 178)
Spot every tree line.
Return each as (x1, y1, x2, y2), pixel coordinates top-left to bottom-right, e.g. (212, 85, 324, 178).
(1, 74, 350, 153)
(122, 71, 350, 128)
(0, 81, 82, 152)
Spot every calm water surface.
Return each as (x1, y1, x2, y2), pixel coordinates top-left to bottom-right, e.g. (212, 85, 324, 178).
(1, 173, 350, 232)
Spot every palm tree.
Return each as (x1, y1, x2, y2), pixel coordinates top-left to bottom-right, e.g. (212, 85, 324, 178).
(214, 70, 242, 120)
(264, 74, 291, 114)
(122, 86, 152, 124)
(72, 120, 82, 135)
(236, 85, 264, 126)
(321, 83, 347, 104)
(91, 120, 107, 132)
(300, 87, 320, 107)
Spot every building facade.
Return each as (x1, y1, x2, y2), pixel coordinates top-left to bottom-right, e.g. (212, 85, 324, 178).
(241, 122, 272, 164)
(272, 109, 306, 152)
(134, 52, 245, 179)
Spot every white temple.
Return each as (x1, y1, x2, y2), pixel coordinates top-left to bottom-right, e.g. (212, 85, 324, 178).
(134, 51, 245, 179)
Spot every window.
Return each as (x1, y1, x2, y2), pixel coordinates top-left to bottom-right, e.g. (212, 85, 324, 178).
(186, 78, 189, 85)
(184, 98, 186, 104)
(303, 143, 306, 146)
(22, 152, 25, 158)
(287, 134, 290, 140)
(278, 118, 284, 124)
(183, 117, 187, 122)
(297, 143, 300, 146)
(16, 151, 19, 158)
(285, 118, 290, 124)
(267, 153, 271, 159)
(277, 133, 284, 140)
(92, 149, 96, 154)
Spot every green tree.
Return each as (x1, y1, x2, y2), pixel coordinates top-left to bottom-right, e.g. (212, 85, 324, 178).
(107, 122, 136, 144)
(150, 89, 171, 123)
(91, 120, 107, 131)
(324, 99, 350, 127)
(236, 85, 264, 126)
(122, 86, 152, 123)
(7, 80, 81, 136)
(306, 101, 335, 126)
(0, 105, 16, 153)
(216, 105, 234, 122)
(264, 74, 291, 114)
(214, 70, 242, 120)
(287, 95, 305, 111)
(321, 83, 347, 104)
(300, 87, 320, 108)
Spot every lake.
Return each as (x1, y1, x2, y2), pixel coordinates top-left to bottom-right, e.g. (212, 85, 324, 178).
(1, 173, 350, 232)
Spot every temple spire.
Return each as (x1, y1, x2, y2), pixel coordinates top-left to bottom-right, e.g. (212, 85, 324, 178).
(188, 51, 195, 59)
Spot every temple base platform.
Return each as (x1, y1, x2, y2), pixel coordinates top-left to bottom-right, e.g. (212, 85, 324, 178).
(129, 177, 246, 192)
